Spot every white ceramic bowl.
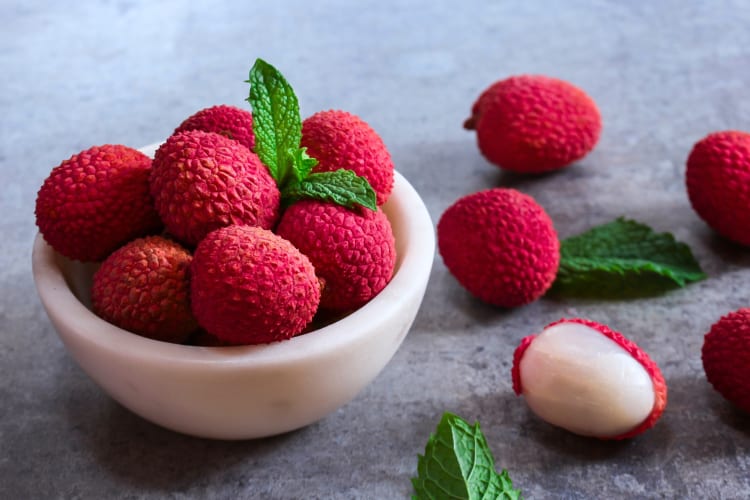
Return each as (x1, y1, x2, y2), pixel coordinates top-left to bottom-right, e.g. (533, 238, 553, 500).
(32, 144, 435, 440)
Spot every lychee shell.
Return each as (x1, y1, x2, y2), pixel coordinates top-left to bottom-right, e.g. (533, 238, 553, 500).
(35, 144, 162, 262)
(702, 308, 750, 414)
(686, 130, 750, 246)
(276, 200, 396, 311)
(437, 188, 559, 307)
(302, 110, 394, 205)
(91, 236, 197, 343)
(150, 130, 280, 246)
(466, 75, 601, 173)
(190, 225, 320, 345)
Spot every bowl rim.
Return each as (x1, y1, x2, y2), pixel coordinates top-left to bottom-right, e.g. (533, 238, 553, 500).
(32, 161, 435, 368)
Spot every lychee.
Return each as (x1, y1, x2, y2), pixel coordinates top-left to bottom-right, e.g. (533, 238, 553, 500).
(437, 188, 559, 307)
(464, 75, 601, 173)
(190, 225, 320, 345)
(150, 130, 280, 246)
(701, 308, 750, 414)
(35, 144, 162, 261)
(91, 236, 198, 343)
(174, 104, 255, 151)
(301, 110, 394, 205)
(512, 318, 667, 439)
(686, 130, 750, 246)
(276, 200, 396, 311)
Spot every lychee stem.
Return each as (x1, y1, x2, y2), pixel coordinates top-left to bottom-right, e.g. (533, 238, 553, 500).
(463, 115, 477, 130)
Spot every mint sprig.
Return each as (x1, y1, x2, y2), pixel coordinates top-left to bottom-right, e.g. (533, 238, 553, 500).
(552, 217, 706, 298)
(246, 58, 377, 210)
(412, 412, 521, 500)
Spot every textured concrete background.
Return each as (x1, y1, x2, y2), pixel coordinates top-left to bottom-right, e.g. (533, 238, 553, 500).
(3, 0, 750, 498)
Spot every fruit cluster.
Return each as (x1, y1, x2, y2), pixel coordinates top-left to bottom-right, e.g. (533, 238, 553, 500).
(440, 74, 750, 437)
(35, 102, 397, 346)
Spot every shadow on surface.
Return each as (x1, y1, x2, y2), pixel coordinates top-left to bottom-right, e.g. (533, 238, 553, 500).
(63, 388, 310, 493)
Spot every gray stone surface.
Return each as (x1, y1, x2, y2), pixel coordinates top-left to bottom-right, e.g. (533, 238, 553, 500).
(2, 0, 750, 498)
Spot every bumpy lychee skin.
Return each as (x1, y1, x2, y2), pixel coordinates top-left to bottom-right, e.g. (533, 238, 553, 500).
(702, 308, 750, 414)
(91, 236, 198, 343)
(276, 200, 396, 311)
(437, 188, 559, 307)
(190, 225, 320, 345)
(174, 105, 255, 151)
(686, 131, 750, 246)
(302, 110, 394, 205)
(150, 130, 280, 246)
(465, 75, 601, 173)
(512, 318, 668, 440)
(35, 145, 162, 261)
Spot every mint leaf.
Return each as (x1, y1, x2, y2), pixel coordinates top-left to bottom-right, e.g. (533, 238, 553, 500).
(552, 217, 706, 298)
(246, 58, 301, 186)
(283, 170, 377, 210)
(412, 413, 521, 500)
(288, 147, 318, 182)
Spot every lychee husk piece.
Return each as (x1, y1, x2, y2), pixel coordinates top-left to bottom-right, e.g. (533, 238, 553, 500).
(512, 318, 667, 440)
(190, 225, 321, 345)
(35, 144, 163, 262)
(702, 308, 750, 414)
(91, 236, 198, 343)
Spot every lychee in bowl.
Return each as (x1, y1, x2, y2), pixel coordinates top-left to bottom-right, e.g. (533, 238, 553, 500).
(31, 144, 435, 440)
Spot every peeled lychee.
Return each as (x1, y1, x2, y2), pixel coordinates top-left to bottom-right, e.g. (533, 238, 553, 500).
(276, 200, 396, 311)
(437, 188, 559, 307)
(174, 104, 255, 151)
(190, 225, 320, 345)
(150, 130, 280, 246)
(686, 130, 750, 246)
(512, 318, 667, 439)
(301, 110, 394, 205)
(91, 236, 198, 343)
(702, 308, 750, 414)
(464, 75, 601, 173)
(35, 144, 162, 261)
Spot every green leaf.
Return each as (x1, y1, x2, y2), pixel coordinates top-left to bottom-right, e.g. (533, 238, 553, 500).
(412, 413, 522, 500)
(288, 146, 318, 182)
(246, 58, 301, 186)
(282, 170, 377, 210)
(552, 217, 707, 298)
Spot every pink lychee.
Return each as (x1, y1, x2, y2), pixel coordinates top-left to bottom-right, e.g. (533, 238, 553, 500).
(190, 225, 320, 345)
(35, 144, 162, 262)
(301, 110, 394, 205)
(276, 200, 396, 311)
(150, 130, 280, 246)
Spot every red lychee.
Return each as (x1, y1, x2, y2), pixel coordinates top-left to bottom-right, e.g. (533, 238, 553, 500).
(35, 144, 162, 262)
(276, 200, 396, 311)
(512, 318, 667, 439)
(91, 236, 198, 343)
(190, 225, 320, 345)
(174, 104, 255, 151)
(686, 130, 750, 246)
(464, 75, 601, 173)
(437, 188, 559, 307)
(150, 130, 280, 246)
(702, 308, 750, 414)
(301, 110, 394, 205)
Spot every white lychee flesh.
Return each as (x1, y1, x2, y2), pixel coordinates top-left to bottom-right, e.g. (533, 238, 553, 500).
(519, 321, 655, 437)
